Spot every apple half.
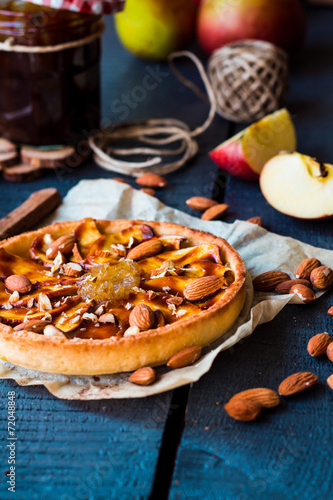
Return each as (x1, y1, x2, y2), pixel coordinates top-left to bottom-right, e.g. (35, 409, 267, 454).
(260, 152, 333, 219)
(209, 109, 297, 181)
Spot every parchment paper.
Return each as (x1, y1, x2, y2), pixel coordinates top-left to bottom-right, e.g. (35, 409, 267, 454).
(1, 179, 333, 400)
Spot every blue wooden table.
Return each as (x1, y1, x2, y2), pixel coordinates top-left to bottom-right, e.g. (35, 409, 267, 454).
(1, 4, 333, 500)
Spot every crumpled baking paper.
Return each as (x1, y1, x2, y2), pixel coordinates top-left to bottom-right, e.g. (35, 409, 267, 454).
(1, 179, 333, 400)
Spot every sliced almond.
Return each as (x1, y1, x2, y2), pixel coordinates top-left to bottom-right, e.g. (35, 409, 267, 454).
(127, 239, 163, 261)
(253, 271, 290, 292)
(229, 388, 280, 408)
(186, 197, 218, 212)
(307, 333, 333, 357)
(167, 345, 202, 368)
(64, 262, 83, 277)
(201, 203, 229, 221)
(224, 399, 262, 422)
(183, 276, 224, 302)
(166, 296, 184, 306)
(136, 173, 168, 188)
(129, 367, 156, 386)
(73, 243, 84, 262)
(296, 258, 321, 280)
(123, 325, 140, 337)
(5, 275, 32, 294)
(278, 372, 318, 396)
(129, 303, 155, 331)
(99, 313, 116, 324)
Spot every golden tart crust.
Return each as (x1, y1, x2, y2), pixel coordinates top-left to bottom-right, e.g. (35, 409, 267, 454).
(0, 219, 246, 375)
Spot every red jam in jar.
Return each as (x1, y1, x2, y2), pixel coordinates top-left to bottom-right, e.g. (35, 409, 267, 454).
(0, 0, 103, 146)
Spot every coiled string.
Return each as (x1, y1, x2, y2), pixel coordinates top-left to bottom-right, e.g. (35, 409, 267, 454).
(89, 51, 217, 177)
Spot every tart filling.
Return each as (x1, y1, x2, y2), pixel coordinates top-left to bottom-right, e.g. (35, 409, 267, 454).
(0, 219, 246, 375)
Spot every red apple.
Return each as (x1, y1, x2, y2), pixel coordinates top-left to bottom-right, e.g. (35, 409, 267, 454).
(209, 109, 296, 181)
(197, 0, 306, 56)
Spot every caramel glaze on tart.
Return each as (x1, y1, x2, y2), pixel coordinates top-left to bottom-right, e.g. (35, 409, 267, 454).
(0, 219, 246, 375)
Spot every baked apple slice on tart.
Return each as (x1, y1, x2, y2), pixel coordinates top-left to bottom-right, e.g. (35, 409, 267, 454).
(0, 218, 246, 376)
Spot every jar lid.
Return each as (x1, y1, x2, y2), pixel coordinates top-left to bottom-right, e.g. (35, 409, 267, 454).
(21, 0, 125, 15)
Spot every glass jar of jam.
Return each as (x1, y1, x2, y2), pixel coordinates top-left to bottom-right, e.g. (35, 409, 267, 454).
(0, 0, 103, 146)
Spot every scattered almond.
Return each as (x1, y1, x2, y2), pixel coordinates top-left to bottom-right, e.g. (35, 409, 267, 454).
(183, 276, 224, 301)
(166, 296, 184, 306)
(296, 258, 321, 280)
(64, 262, 83, 277)
(46, 235, 76, 259)
(167, 345, 202, 368)
(275, 279, 312, 294)
(328, 306, 333, 316)
(310, 266, 333, 290)
(129, 367, 156, 386)
(246, 216, 264, 227)
(307, 333, 333, 357)
(127, 239, 163, 261)
(140, 188, 156, 197)
(154, 309, 165, 328)
(5, 274, 32, 294)
(14, 319, 51, 333)
(99, 313, 116, 324)
(229, 388, 280, 408)
(224, 399, 262, 422)
(253, 271, 290, 292)
(327, 374, 333, 391)
(123, 325, 140, 337)
(278, 372, 318, 396)
(201, 203, 229, 221)
(289, 284, 316, 304)
(186, 197, 218, 212)
(129, 303, 155, 331)
(136, 173, 168, 188)
(326, 343, 333, 362)
(72, 243, 84, 262)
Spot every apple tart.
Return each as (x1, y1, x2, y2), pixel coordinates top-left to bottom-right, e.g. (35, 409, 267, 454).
(0, 218, 246, 375)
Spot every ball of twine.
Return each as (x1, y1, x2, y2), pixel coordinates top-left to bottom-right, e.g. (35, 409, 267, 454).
(208, 40, 289, 123)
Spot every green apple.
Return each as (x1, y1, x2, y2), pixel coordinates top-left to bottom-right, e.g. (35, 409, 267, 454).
(115, 0, 197, 61)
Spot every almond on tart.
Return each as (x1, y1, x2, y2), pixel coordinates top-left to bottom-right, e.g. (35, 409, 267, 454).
(0, 218, 246, 375)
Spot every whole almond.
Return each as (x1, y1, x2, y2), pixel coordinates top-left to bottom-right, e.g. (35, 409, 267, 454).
(253, 271, 290, 292)
(310, 266, 333, 290)
(307, 333, 333, 357)
(136, 173, 168, 188)
(296, 258, 321, 280)
(14, 319, 51, 333)
(154, 309, 165, 328)
(327, 374, 333, 391)
(246, 216, 264, 227)
(5, 274, 32, 294)
(140, 188, 156, 197)
(167, 345, 202, 368)
(224, 399, 262, 422)
(278, 372, 318, 396)
(186, 197, 218, 212)
(289, 284, 316, 304)
(326, 342, 333, 362)
(275, 279, 312, 294)
(328, 306, 333, 316)
(127, 239, 163, 261)
(229, 388, 280, 408)
(129, 303, 155, 331)
(201, 203, 229, 221)
(129, 367, 156, 386)
(46, 235, 76, 259)
(183, 276, 224, 301)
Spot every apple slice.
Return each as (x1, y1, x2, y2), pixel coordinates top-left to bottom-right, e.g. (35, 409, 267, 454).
(209, 109, 296, 181)
(260, 152, 333, 219)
